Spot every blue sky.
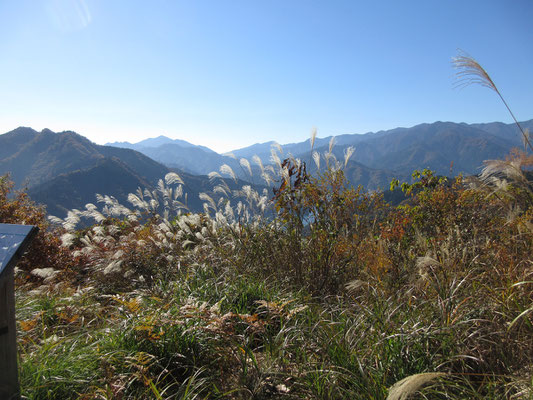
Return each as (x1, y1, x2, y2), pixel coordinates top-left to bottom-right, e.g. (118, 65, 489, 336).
(0, 1, 532, 153)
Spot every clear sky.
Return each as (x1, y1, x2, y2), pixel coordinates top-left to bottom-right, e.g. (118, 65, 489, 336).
(0, 1, 532, 153)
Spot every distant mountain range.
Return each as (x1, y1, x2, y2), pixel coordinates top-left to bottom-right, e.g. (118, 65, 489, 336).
(107, 119, 532, 189)
(1, 119, 530, 218)
(107, 135, 216, 154)
(0, 128, 238, 218)
(106, 136, 247, 177)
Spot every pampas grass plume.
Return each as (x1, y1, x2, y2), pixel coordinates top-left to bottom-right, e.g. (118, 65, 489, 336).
(387, 372, 447, 400)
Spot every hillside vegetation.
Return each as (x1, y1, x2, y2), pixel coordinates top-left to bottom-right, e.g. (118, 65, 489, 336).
(4, 141, 532, 399)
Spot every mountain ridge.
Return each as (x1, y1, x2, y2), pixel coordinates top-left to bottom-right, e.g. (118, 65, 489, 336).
(106, 135, 216, 154)
(107, 120, 531, 182)
(0, 127, 268, 218)
(2, 118, 531, 217)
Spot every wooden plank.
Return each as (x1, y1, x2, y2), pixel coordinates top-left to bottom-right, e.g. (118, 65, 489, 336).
(0, 224, 37, 277)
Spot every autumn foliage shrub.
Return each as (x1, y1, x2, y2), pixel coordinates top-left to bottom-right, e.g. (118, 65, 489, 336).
(0, 175, 76, 285)
(269, 159, 385, 293)
(374, 157, 532, 378)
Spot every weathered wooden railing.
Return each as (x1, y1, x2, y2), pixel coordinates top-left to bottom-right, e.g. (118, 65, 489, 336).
(0, 224, 38, 400)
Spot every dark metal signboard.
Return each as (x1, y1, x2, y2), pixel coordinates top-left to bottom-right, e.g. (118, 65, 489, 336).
(0, 224, 38, 400)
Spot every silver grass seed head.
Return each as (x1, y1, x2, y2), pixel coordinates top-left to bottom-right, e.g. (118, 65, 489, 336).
(64, 210, 81, 231)
(208, 171, 221, 180)
(199, 192, 216, 210)
(257, 196, 267, 211)
(220, 164, 237, 182)
(261, 171, 272, 186)
(241, 185, 253, 200)
(452, 50, 497, 92)
(344, 146, 355, 168)
(157, 179, 165, 193)
(48, 215, 63, 226)
(310, 127, 317, 150)
(252, 155, 264, 172)
(165, 172, 184, 185)
(213, 184, 229, 197)
(188, 214, 201, 226)
(272, 142, 283, 155)
(240, 158, 252, 177)
(128, 193, 146, 209)
(84, 203, 97, 212)
(177, 218, 192, 234)
(92, 226, 105, 236)
(416, 255, 442, 280)
(328, 137, 335, 154)
(281, 166, 290, 185)
(31, 268, 58, 282)
(312, 151, 321, 170)
(89, 209, 106, 223)
(224, 201, 235, 219)
(265, 165, 275, 174)
(387, 372, 448, 400)
(270, 151, 282, 169)
(60, 233, 76, 247)
(103, 260, 123, 275)
(215, 211, 227, 227)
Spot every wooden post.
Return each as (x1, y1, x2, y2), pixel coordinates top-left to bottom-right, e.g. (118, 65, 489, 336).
(0, 224, 38, 400)
(0, 265, 19, 399)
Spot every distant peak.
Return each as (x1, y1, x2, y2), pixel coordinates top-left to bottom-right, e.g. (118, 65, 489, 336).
(106, 141, 132, 145)
(135, 135, 175, 146)
(12, 126, 38, 134)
